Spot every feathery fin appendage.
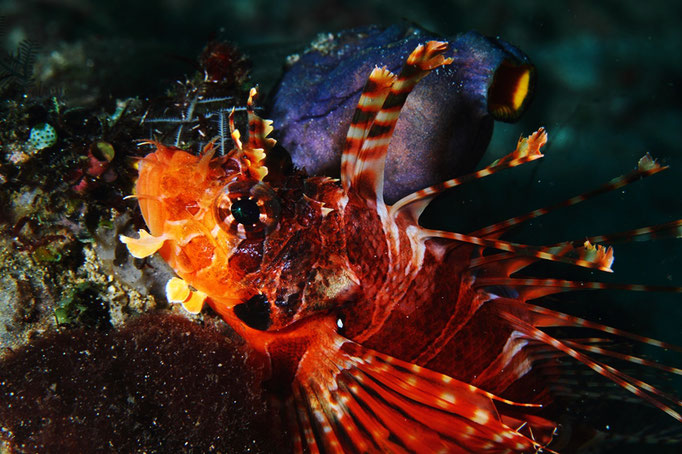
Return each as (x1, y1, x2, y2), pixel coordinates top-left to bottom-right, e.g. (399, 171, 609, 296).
(226, 90, 273, 181)
(420, 228, 615, 272)
(246, 87, 277, 151)
(165, 276, 207, 314)
(119, 229, 166, 259)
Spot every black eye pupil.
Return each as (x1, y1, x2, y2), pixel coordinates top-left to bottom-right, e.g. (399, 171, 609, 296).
(231, 198, 261, 225)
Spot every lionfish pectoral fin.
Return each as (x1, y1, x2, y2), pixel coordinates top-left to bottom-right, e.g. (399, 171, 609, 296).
(119, 229, 166, 258)
(498, 310, 682, 423)
(342, 41, 453, 203)
(288, 333, 555, 453)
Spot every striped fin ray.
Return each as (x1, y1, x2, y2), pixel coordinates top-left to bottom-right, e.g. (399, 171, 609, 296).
(470, 219, 682, 274)
(523, 304, 682, 354)
(289, 333, 556, 453)
(419, 228, 616, 272)
(350, 41, 453, 202)
(471, 153, 667, 239)
(561, 339, 682, 376)
(549, 371, 674, 405)
(227, 107, 242, 150)
(390, 128, 547, 221)
(477, 291, 682, 419)
(499, 311, 682, 422)
(506, 304, 682, 389)
(341, 67, 397, 191)
(475, 276, 682, 301)
(488, 128, 548, 166)
(227, 99, 268, 181)
(541, 218, 682, 250)
(468, 218, 682, 279)
(468, 241, 613, 280)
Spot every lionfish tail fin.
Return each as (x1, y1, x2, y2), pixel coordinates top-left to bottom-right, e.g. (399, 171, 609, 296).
(288, 330, 556, 453)
(344, 41, 452, 204)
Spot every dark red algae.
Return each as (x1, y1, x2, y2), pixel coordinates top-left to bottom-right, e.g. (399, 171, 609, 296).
(0, 314, 286, 453)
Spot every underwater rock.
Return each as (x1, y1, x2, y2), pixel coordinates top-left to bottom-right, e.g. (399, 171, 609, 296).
(0, 273, 39, 347)
(0, 314, 284, 453)
(269, 25, 535, 202)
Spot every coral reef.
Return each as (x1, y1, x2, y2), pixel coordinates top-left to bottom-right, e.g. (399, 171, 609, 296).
(0, 32, 252, 350)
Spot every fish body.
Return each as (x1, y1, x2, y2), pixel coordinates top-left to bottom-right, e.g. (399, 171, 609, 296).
(122, 41, 681, 452)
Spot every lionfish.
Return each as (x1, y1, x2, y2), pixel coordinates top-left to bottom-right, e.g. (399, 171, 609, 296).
(121, 41, 682, 452)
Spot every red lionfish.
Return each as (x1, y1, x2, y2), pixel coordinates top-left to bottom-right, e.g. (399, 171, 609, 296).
(121, 41, 682, 452)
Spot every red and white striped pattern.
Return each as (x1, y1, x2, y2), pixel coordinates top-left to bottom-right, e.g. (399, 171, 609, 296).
(342, 41, 453, 203)
(289, 334, 555, 454)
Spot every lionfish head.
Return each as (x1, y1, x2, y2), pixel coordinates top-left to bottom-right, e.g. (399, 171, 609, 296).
(121, 89, 360, 332)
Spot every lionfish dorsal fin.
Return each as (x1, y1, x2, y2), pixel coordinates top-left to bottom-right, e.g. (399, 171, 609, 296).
(390, 128, 547, 221)
(341, 66, 396, 192)
(288, 328, 556, 453)
(246, 87, 277, 152)
(470, 152, 667, 239)
(341, 41, 453, 204)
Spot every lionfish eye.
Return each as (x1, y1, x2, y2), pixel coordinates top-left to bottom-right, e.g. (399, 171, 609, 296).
(230, 198, 261, 226)
(214, 179, 280, 239)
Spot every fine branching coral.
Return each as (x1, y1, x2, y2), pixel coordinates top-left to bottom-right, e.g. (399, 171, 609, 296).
(0, 18, 37, 93)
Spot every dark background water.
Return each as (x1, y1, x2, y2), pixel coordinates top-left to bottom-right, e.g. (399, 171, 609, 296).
(1, 0, 681, 452)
